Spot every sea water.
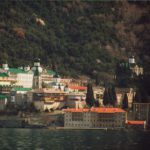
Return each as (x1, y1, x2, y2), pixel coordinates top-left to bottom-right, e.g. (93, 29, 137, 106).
(0, 128, 149, 150)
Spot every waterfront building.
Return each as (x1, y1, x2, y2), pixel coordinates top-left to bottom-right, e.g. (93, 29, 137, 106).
(133, 103, 150, 128)
(64, 107, 126, 129)
(126, 120, 146, 129)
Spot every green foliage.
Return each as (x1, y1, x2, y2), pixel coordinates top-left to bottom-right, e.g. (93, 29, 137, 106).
(109, 86, 117, 106)
(103, 85, 117, 106)
(86, 83, 95, 107)
(0, 1, 149, 82)
(122, 93, 128, 110)
(115, 61, 133, 87)
(134, 74, 150, 103)
(94, 100, 100, 107)
(103, 88, 109, 106)
(133, 89, 141, 103)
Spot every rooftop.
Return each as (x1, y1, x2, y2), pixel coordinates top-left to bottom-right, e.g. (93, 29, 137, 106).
(9, 68, 28, 74)
(0, 72, 9, 77)
(32, 88, 67, 94)
(47, 70, 56, 75)
(127, 120, 145, 125)
(64, 107, 125, 113)
(12, 87, 32, 91)
(69, 85, 87, 91)
(0, 94, 7, 99)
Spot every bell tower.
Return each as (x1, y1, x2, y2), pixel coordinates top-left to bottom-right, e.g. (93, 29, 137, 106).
(32, 58, 43, 89)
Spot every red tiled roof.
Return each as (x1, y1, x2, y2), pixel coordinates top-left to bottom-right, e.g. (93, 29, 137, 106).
(91, 107, 125, 113)
(127, 120, 145, 125)
(64, 108, 89, 112)
(64, 107, 125, 113)
(69, 86, 87, 90)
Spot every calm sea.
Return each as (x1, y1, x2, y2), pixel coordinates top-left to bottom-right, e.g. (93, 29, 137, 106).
(0, 128, 149, 150)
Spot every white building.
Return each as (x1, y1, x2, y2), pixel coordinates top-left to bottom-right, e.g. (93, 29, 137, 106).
(64, 107, 126, 129)
(16, 72, 33, 88)
(32, 88, 67, 111)
(1, 63, 34, 88)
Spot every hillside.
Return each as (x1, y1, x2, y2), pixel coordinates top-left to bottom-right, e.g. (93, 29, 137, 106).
(0, 0, 150, 83)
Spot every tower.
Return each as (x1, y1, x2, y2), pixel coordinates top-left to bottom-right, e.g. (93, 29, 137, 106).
(32, 58, 43, 89)
(129, 56, 136, 66)
(2, 61, 9, 70)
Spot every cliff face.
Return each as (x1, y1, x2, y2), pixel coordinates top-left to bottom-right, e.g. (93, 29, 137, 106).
(0, 0, 149, 81)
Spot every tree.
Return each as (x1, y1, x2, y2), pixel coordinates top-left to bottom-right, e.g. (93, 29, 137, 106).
(103, 88, 109, 106)
(134, 88, 142, 103)
(122, 93, 128, 109)
(133, 74, 150, 103)
(109, 86, 117, 107)
(86, 83, 95, 107)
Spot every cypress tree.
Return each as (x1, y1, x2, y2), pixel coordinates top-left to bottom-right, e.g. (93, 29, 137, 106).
(86, 83, 95, 107)
(110, 86, 117, 107)
(94, 100, 100, 107)
(122, 93, 128, 109)
(103, 88, 109, 106)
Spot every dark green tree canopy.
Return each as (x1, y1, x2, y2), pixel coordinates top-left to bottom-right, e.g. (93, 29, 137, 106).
(109, 86, 117, 106)
(122, 93, 128, 109)
(103, 85, 117, 107)
(86, 83, 95, 107)
(0, 1, 150, 82)
(103, 87, 109, 106)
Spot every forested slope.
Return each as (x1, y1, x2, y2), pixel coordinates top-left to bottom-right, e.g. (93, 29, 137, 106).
(0, 0, 150, 82)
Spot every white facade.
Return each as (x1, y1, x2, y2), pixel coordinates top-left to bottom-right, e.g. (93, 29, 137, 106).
(44, 101, 65, 111)
(33, 101, 65, 111)
(16, 73, 33, 88)
(129, 56, 135, 64)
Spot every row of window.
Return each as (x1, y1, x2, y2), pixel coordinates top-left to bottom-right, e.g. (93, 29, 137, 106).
(65, 123, 123, 128)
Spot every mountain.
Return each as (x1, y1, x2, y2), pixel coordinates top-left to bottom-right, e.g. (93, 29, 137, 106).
(0, 0, 150, 83)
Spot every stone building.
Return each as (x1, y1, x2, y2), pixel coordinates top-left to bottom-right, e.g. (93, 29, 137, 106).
(133, 103, 150, 128)
(64, 107, 126, 129)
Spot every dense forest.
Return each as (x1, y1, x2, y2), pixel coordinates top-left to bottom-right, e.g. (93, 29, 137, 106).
(0, 0, 150, 83)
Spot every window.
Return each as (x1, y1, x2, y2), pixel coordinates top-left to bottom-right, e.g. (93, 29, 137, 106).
(72, 112, 83, 121)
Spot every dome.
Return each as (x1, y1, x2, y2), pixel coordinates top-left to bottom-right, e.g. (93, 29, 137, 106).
(34, 58, 41, 67)
(2, 63, 9, 70)
(34, 58, 40, 62)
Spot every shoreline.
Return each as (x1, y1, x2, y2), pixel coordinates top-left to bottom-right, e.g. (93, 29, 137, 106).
(0, 126, 149, 132)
